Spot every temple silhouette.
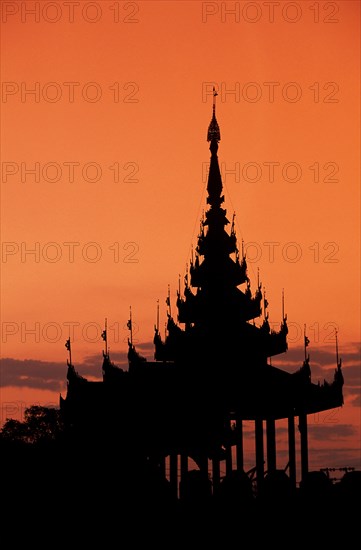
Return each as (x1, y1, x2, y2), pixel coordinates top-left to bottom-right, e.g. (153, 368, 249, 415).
(60, 92, 344, 501)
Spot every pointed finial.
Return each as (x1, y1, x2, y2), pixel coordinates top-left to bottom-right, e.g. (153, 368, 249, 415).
(156, 299, 160, 331)
(304, 324, 310, 361)
(65, 336, 72, 366)
(231, 212, 236, 233)
(184, 263, 189, 289)
(207, 86, 221, 142)
(263, 288, 269, 318)
(166, 284, 171, 316)
(101, 318, 108, 356)
(127, 307, 133, 345)
(334, 329, 343, 388)
(213, 86, 218, 115)
(335, 328, 339, 366)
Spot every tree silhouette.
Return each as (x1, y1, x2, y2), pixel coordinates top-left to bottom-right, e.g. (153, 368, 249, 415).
(0, 418, 30, 443)
(0, 405, 63, 444)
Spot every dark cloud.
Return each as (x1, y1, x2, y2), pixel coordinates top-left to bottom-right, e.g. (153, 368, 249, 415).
(0, 340, 156, 391)
(345, 387, 361, 395)
(136, 341, 156, 353)
(308, 424, 358, 441)
(81, 351, 128, 373)
(244, 422, 359, 444)
(344, 386, 361, 397)
(345, 388, 361, 408)
(350, 395, 361, 408)
(275, 343, 360, 386)
(1, 358, 67, 391)
(281, 342, 360, 364)
(0, 355, 107, 391)
(340, 364, 361, 387)
(238, 422, 258, 439)
(275, 426, 288, 436)
(306, 447, 361, 471)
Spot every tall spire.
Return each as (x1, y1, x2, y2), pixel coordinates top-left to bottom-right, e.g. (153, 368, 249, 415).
(206, 87, 223, 206)
(157, 97, 288, 364)
(207, 87, 221, 143)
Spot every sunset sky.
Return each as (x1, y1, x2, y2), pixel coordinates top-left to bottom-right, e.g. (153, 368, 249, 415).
(1, 0, 360, 474)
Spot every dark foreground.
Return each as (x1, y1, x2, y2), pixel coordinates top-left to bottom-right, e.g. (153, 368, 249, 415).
(2, 441, 359, 546)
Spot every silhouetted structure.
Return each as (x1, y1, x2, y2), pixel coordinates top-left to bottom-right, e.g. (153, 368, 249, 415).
(60, 93, 344, 500)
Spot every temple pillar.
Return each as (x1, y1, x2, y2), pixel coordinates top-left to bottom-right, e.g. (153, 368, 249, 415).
(225, 445, 233, 475)
(288, 414, 296, 489)
(169, 453, 178, 499)
(159, 455, 166, 478)
(198, 453, 208, 481)
(180, 454, 188, 483)
(212, 457, 221, 495)
(299, 412, 309, 483)
(225, 415, 233, 475)
(255, 417, 264, 489)
(236, 417, 244, 472)
(266, 418, 276, 473)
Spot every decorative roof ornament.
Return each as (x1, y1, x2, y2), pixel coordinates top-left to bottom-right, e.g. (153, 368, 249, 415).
(207, 87, 221, 142)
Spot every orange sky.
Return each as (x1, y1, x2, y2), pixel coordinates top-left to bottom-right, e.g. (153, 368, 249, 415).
(0, 1, 360, 472)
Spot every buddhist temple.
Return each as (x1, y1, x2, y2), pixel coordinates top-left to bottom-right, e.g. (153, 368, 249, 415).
(60, 92, 344, 499)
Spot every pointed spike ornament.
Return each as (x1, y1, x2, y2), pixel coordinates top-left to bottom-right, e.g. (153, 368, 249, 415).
(335, 329, 339, 367)
(207, 87, 221, 143)
(231, 212, 236, 234)
(101, 318, 108, 356)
